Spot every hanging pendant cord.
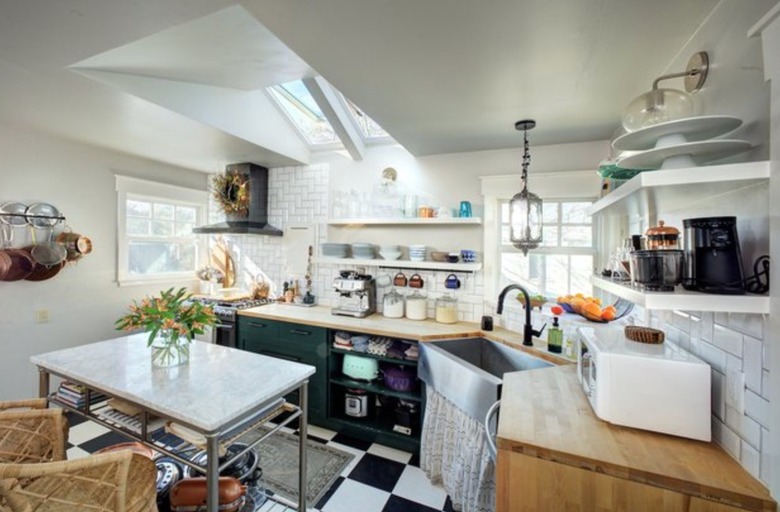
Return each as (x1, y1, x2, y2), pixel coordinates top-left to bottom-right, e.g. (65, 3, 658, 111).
(521, 127, 530, 190)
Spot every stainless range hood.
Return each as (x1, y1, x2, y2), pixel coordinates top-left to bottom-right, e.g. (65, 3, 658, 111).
(193, 162, 283, 236)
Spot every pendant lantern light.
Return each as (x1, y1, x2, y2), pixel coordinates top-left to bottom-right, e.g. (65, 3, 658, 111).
(509, 119, 543, 255)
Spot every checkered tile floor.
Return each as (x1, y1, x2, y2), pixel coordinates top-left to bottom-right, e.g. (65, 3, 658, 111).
(65, 413, 455, 512)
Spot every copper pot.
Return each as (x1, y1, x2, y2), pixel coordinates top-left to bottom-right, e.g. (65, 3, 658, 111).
(0, 248, 35, 281)
(170, 477, 246, 512)
(55, 232, 93, 261)
(22, 246, 64, 282)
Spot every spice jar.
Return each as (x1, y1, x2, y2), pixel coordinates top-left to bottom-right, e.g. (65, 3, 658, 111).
(645, 220, 680, 249)
(435, 294, 459, 324)
(383, 289, 404, 318)
(405, 291, 427, 320)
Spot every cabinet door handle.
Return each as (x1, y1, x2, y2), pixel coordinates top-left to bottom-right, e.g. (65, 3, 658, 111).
(289, 329, 312, 336)
(249, 322, 268, 328)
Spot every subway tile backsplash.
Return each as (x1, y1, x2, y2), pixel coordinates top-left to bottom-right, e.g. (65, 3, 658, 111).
(649, 309, 770, 484)
(210, 163, 771, 486)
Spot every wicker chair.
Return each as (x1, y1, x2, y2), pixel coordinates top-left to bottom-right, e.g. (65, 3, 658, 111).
(0, 449, 158, 512)
(0, 399, 68, 463)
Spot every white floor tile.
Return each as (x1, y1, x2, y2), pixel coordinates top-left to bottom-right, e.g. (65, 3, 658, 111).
(367, 443, 412, 464)
(392, 465, 448, 510)
(67, 421, 110, 445)
(66, 446, 91, 460)
(306, 424, 337, 441)
(321, 479, 389, 512)
(324, 441, 365, 477)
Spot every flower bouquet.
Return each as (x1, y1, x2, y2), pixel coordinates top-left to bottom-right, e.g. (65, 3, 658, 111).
(115, 287, 218, 367)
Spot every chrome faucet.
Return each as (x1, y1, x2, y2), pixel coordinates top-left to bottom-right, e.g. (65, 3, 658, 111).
(496, 284, 546, 346)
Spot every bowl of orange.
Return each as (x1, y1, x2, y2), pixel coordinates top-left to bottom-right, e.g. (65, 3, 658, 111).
(556, 294, 631, 323)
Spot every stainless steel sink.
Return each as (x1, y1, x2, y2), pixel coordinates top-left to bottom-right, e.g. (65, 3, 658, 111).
(418, 337, 552, 421)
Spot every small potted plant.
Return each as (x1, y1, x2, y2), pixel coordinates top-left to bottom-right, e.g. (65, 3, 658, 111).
(115, 287, 218, 367)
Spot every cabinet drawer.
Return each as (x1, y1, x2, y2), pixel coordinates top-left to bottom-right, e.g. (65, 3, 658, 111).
(238, 317, 279, 345)
(277, 322, 327, 352)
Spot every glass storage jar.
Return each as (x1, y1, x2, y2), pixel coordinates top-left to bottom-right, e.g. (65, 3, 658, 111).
(435, 294, 459, 324)
(645, 220, 680, 249)
(405, 290, 427, 320)
(383, 289, 404, 318)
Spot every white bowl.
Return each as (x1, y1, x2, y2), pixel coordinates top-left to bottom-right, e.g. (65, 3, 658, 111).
(380, 251, 402, 260)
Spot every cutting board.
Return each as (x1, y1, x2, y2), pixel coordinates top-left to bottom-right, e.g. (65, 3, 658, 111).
(283, 223, 316, 277)
(210, 238, 235, 288)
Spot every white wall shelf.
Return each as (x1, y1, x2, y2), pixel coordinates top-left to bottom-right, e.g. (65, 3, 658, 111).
(589, 161, 770, 217)
(591, 275, 769, 314)
(315, 257, 482, 272)
(327, 217, 482, 226)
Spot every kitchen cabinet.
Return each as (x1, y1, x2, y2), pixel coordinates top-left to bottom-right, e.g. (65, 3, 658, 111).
(589, 160, 770, 313)
(327, 333, 424, 454)
(497, 366, 776, 512)
(237, 317, 328, 425)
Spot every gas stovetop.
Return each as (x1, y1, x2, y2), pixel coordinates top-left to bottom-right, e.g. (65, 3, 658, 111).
(185, 297, 272, 320)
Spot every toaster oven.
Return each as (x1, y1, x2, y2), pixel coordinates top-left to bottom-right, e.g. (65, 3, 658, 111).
(577, 326, 711, 441)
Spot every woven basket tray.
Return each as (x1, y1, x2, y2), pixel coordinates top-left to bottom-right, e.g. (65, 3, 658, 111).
(624, 326, 665, 344)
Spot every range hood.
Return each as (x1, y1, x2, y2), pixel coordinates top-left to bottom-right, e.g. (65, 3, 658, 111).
(193, 162, 283, 236)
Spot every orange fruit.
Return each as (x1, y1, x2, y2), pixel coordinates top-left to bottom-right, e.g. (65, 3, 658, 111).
(601, 309, 616, 321)
(582, 301, 602, 319)
(570, 297, 585, 312)
(604, 305, 617, 314)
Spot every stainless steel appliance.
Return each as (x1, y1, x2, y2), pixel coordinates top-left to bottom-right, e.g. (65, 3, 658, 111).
(682, 216, 745, 294)
(345, 388, 369, 418)
(184, 296, 271, 348)
(332, 270, 376, 317)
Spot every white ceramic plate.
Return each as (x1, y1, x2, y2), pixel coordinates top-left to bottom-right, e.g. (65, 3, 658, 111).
(612, 115, 743, 151)
(617, 139, 752, 170)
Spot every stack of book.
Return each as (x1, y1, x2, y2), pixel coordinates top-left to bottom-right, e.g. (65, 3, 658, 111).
(56, 381, 105, 408)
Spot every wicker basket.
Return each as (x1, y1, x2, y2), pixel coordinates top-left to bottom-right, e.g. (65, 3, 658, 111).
(624, 326, 665, 344)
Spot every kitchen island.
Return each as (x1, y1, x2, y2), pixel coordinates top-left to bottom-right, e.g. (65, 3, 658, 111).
(496, 365, 776, 511)
(31, 334, 315, 512)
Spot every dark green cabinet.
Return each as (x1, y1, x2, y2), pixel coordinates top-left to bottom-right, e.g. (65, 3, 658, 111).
(237, 317, 328, 425)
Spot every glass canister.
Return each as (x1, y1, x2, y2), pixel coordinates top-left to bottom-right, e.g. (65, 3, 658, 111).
(645, 220, 680, 249)
(435, 294, 459, 324)
(383, 289, 405, 318)
(405, 291, 427, 320)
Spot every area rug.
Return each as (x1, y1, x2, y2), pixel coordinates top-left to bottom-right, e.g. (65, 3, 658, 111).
(241, 427, 354, 506)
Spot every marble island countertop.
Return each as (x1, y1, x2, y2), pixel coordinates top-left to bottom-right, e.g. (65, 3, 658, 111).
(31, 334, 315, 433)
(239, 304, 572, 365)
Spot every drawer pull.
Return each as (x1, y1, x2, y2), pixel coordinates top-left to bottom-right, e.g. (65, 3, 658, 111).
(249, 322, 268, 328)
(289, 329, 312, 336)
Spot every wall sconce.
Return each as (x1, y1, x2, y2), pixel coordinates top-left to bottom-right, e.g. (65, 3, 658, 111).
(509, 119, 543, 256)
(622, 51, 709, 132)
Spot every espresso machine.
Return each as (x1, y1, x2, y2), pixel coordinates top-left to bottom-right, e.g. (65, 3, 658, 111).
(332, 270, 376, 317)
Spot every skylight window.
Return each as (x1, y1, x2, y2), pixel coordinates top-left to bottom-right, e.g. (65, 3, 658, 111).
(268, 80, 339, 145)
(342, 97, 390, 140)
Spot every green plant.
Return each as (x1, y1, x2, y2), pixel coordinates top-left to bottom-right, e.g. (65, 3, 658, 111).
(114, 287, 218, 347)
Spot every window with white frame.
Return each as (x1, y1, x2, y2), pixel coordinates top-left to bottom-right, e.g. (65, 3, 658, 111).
(499, 199, 596, 297)
(116, 176, 207, 285)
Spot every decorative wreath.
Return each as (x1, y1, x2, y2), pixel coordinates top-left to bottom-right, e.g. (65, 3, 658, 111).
(212, 170, 250, 217)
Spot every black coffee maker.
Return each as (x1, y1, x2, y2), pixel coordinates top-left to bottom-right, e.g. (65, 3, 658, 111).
(682, 217, 745, 294)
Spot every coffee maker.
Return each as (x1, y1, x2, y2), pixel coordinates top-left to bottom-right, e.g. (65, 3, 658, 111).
(682, 217, 745, 294)
(332, 270, 376, 317)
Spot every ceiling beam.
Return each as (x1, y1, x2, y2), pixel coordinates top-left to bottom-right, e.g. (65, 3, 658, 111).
(302, 76, 365, 161)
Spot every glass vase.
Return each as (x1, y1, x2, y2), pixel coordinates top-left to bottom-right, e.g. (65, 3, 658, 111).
(150, 329, 190, 368)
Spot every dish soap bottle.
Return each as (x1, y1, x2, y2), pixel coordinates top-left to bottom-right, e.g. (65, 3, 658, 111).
(547, 316, 563, 353)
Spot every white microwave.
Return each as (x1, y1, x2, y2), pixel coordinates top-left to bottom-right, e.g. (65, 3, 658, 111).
(577, 327, 711, 441)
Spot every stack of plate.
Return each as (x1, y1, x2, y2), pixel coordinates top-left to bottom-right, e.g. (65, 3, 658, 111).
(351, 243, 376, 259)
(408, 245, 426, 262)
(322, 243, 350, 258)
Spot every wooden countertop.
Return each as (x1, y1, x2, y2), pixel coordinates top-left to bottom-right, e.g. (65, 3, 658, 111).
(497, 365, 775, 511)
(238, 304, 572, 365)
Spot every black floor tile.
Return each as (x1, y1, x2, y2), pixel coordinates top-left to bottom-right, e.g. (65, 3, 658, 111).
(64, 411, 88, 427)
(314, 476, 345, 509)
(442, 496, 456, 512)
(77, 431, 134, 453)
(382, 495, 440, 512)
(408, 451, 420, 467)
(330, 432, 372, 451)
(347, 453, 405, 493)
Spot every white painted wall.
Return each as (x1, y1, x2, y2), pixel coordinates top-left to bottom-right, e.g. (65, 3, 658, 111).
(0, 124, 208, 400)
